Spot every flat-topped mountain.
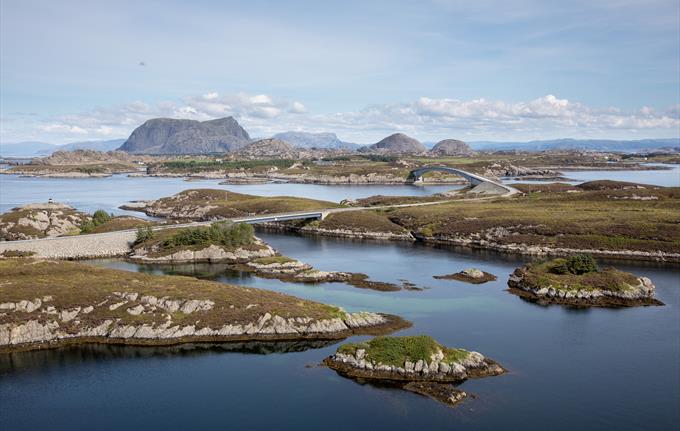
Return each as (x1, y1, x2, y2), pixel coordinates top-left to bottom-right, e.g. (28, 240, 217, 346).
(364, 133, 426, 154)
(119, 117, 250, 154)
(429, 139, 473, 156)
(272, 131, 358, 149)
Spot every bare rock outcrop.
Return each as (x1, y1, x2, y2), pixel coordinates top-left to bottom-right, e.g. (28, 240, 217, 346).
(0, 203, 90, 241)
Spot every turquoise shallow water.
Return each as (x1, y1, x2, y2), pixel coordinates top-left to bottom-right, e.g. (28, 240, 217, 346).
(1, 232, 678, 431)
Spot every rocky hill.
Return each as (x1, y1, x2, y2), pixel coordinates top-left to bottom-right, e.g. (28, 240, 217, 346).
(0, 203, 90, 241)
(363, 133, 426, 154)
(429, 139, 473, 156)
(272, 132, 358, 149)
(36, 149, 134, 165)
(119, 117, 250, 154)
(236, 139, 298, 159)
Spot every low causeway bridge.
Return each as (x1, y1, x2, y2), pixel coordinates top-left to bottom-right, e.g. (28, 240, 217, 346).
(0, 167, 517, 259)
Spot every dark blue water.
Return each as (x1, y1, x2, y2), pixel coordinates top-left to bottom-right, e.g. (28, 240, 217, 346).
(2, 232, 678, 431)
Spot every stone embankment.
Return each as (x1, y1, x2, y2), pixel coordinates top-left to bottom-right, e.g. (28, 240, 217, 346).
(0, 230, 136, 259)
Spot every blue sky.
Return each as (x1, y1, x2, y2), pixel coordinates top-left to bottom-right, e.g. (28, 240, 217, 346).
(1, 0, 679, 144)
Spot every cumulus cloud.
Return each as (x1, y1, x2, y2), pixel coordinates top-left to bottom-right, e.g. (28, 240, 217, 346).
(2, 92, 678, 144)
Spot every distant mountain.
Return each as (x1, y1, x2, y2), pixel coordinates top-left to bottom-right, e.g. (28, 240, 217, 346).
(119, 117, 251, 154)
(61, 138, 126, 152)
(469, 138, 680, 152)
(237, 139, 298, 159)
(362, 133, 426, 154)
(429, 139, 473, 156)
(0, 141, 56, 158)
(272, 131, 359, 149)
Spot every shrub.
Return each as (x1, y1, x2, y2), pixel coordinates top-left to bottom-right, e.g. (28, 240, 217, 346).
(552, 254, 599, 275)
(92, 210, 113, 225)
(135, 226, 156, 244)
(81, 209, 114, 233)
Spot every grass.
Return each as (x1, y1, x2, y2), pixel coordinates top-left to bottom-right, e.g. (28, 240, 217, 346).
(519, 258, 641, 292)
(145, 189, 339, 220)
(251, 256, 296, 265)
(337, 335, 469, 367)
(0, 258, 346, 328)
(319, 211, 407, 234)
(90, 216, 151, 234)
(8, 163, 135, 175)
(358, 184, 680, 253)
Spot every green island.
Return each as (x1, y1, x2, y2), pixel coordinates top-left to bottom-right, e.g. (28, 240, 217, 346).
(287, 181, 680, 261)
(324, 335, 505, 407)
(0, 258, 409, 352)
(130, 221, 408, 291)
(507, 254, 664, 307)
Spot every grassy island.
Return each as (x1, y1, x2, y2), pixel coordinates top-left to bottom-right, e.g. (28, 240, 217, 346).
(325, 335, 505, 407)
(0, 258, 408, 352)
(508, 254, 663, 307)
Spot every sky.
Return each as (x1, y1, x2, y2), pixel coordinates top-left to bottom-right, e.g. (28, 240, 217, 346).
(1, 0, 679, 144)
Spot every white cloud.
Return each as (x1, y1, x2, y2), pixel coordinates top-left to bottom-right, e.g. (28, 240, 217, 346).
(2, 92, 678, 144)
(289, 101, 307, 114)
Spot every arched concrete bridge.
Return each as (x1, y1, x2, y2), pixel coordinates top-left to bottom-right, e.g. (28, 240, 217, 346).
(0, 168, 517, 259)
(407, 165, 518, 195)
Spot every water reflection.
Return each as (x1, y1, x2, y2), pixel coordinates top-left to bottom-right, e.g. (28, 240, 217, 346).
(0, 339, 340, 373)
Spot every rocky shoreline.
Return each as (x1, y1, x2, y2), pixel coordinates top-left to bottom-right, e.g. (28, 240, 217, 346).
(1, 310, 409, 353)
(434, 268, 497, 284)
(262, 222, 680, 263)
(0, 259, 411, 353)
(507, 261, 664, 307)
(323, 336, 505, 407)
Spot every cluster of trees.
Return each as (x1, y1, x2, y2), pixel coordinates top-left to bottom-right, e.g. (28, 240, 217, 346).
(161, 159, 294, 172)
(80, 210, 113, 234)
(159, 222, 254, 249)
(552, 254, 599, 275)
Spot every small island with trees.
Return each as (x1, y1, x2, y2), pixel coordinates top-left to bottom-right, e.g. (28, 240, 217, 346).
(508, 254, 663, 307)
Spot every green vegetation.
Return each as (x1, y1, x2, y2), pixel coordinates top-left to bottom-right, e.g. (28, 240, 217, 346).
(519, 258, 640, 292)
(160, 159, 294, 172)
(337, 335, 469, 367)
(144, 189, 340, 220)
(551, 254, 599, 275)
(8, 163, 135, 175)
(319, 211, 407, 234)
(135, 226, 156, 244)
(250, 256, 296, 265)
(161, 222, 254, 249)
(88, 216, 151, 234)
(80, 210, 114, 233)
(0, 258, 349, 328)
(317, 182, 680, 255)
